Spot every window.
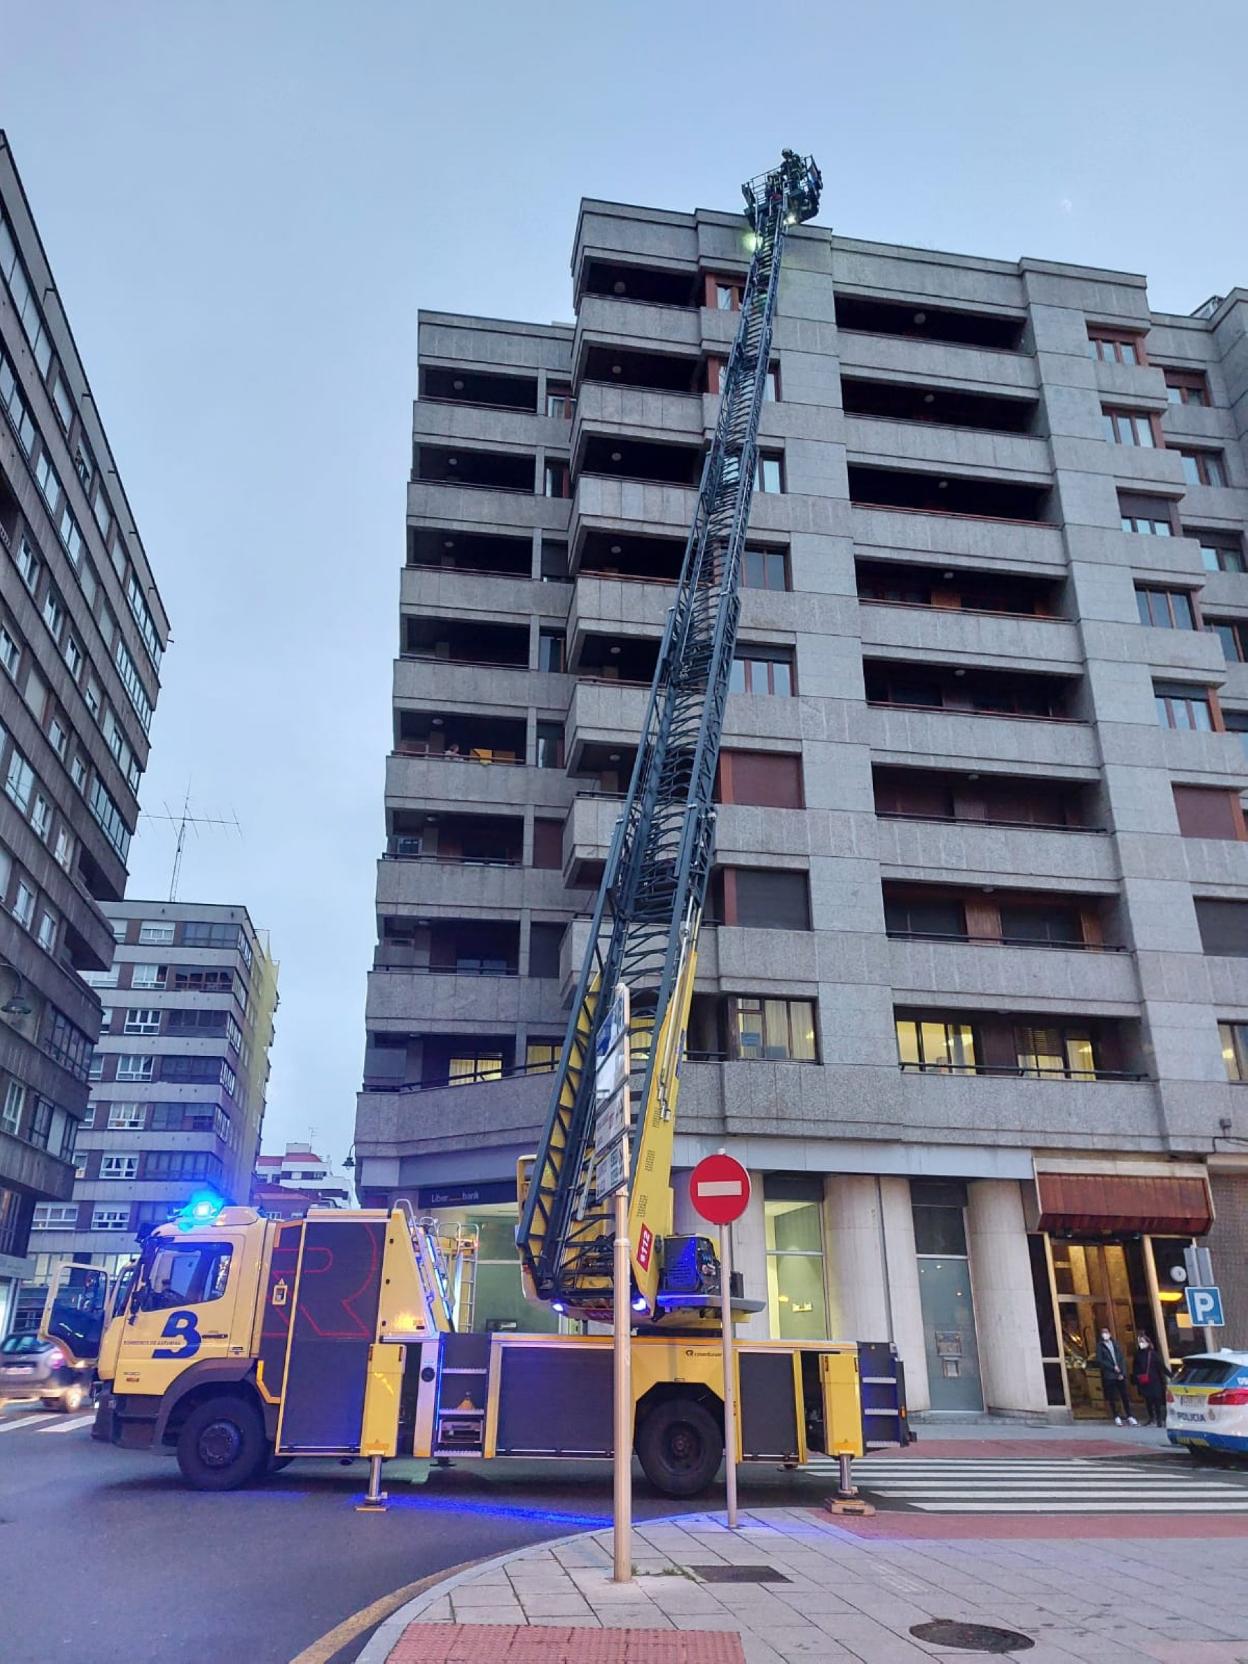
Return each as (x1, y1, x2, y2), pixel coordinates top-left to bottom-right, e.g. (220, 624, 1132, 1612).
(884, 893, 966, 939)
(167, 1009, 227, 1035)
(87, 1054, 104, 1082)
(1119, 492, 1174, 536)
(47, 717, 68, 758)
(91, 1208, 130, 1232)
(36, 909, 56, 952)
(896, 1017, 976, 1072)
(0, 623, 19, 679)
(182, 922, 239, 949)
(1224, 711, 1248, 763)
(727, 996, 816, 1062)
(1136, 587, 1195, 630)
(1220, 1023, 1248, 1082)
(525, 1040, 560, 1074)
(1196, 534, 1246, 574)
(1154, 682, 1214, 732)
(537, 630, 565, 673)
(2, 1079, 23, 1136)
(5, 749, 33, 813)
(123, 1008, 161, 1035)
(730, 647, 794, 696)
(1209, 619, 1248, 663)
(15, 538, 39, 591)
(12, 881, 35, 929)
(27, 1098, 52, 1149)
(74, 434, 95, 488)
(131, 963, 167, 990)
(717, 749, 803, 809)
(545, 385, 574, 419)
(116, 1054, 155, 1082)
(764, 1181, 826, 1341)
(139, 922, 175, 945)
(535, 721, 564, 770)
(114, 638, 153, 730)
(138, 1243, 231, 1310)
(69, 753, 87, 789)
(1088, 328, 1144, 365)
(88, 776, 131, 859)
(51, 371, 72, 429)
(709, 276, 744, 312)
(743, 547, 788, 591)
(708, 359, 778, 401)
(1103, 407, 1157, 447)
(1178, 449, 1228, 488)
(53, 827, 72, 870)
(107, 1103, 146, 1130)
(543, 460, 570, 498)
(59, 508, 83, 567)
(34, 1204, 78, 1230)
(1165, 369, 1209, 407)
(1173, 786, 1244, 842)
(1016, 1025, 1096, 1078)
(100, 1154, 139, 1181)
(755, 452, 784, 493)
(63, 635, 82, 679)
(35, 448, 61, 509)
(29, 793, 51, 843)
(718, 868, 810, 930)
(448, 1051, 504, 1085)
(225, 1014, 242, 1053)
(1196, 898, 1248, 957)
(171, 967, 229, 993)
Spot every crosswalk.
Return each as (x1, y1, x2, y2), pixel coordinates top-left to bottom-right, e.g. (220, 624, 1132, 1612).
(802, 1456, 1248, 1513)
(0, 1408, 94, 1436)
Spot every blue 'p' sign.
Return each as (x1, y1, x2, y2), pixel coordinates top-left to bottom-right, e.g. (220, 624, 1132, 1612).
(1185, 1286, 1225, 1327)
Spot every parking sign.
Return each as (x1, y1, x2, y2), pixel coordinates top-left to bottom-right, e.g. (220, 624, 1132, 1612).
(1185, 1285, 1225, 1327)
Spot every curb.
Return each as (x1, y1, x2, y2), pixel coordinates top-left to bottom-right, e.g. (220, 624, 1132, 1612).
(354, 1524, 615, 1664)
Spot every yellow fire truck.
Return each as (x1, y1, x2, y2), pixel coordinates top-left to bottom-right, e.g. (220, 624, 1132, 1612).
(47, 151, 908, 1496)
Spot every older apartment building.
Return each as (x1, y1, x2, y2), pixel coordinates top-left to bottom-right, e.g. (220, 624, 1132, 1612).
(0, 136, 168, 1337)
(18, 901, 277, 1326)
(354, 192, 1248, 1416)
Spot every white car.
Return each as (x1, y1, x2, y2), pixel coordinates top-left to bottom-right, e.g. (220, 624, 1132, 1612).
(1167, 1349, 1248, 1457)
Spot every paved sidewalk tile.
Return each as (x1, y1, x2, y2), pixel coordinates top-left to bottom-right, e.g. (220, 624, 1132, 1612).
(388, 1627, 747, 1663)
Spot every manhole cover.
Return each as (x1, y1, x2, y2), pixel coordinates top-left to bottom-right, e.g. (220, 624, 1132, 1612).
(911, 1620, 1034, 1653)
(688, 1564, 791, 1584)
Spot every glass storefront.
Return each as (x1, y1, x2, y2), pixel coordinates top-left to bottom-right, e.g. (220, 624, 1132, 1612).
(764, 1179, 827, 1340)
(911, 1180, 983, 1411)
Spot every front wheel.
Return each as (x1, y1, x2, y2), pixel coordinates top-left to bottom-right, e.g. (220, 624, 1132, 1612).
(176, 1395, 268, 1491)
(636, 1398, 723, 1498)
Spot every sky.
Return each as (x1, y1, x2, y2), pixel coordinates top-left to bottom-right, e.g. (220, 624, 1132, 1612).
(2, 0, 1247, 1170)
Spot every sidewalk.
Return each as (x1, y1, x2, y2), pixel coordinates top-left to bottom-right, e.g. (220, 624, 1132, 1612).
(361, 1504, 1248, 1664)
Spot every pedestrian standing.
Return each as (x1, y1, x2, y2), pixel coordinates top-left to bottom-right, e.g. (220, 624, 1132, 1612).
(1095, 1328, 1137, 1425)
(1132, 1333, 1170, 1427)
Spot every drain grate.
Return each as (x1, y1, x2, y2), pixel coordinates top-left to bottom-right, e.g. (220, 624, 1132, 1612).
(688, 1564, 792, 1584)
(911, 1620, 1034, 1653)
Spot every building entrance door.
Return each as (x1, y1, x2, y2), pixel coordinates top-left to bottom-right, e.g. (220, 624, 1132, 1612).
(1051, 1240, 1151, 1418)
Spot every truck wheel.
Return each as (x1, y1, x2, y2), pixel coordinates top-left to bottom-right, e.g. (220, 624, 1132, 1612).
(636, 1398, 723, 1497)
(50, 1382, 87, 1413)
(176, 1396, 267, 1491)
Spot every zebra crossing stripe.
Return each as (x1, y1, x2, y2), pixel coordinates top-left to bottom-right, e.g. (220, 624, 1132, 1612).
(39, 1413, 95, 1434)
(812, 1454, 1248, 1512)
(0, 1412, 59, 1433)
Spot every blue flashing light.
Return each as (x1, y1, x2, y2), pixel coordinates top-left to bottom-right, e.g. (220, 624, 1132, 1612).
(178, 1190, 226, 1229)
(632, 1296, 649, 1312)
(551, 1301, 566, 1314)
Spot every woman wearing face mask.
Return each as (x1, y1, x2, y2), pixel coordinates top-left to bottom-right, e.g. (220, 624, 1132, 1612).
(1132, 1333, 1170, 1428)
(1095, 1327, 1136, 1425)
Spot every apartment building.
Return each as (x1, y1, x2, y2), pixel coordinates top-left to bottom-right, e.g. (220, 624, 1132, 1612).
(0, 135, 169, 1337)
(252, 1140, 352, 1217)
(354, 191, 1248, 1415)
(19, 901, 277, 1324)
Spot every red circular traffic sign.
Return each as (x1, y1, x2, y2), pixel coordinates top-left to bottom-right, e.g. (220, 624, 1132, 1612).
(689, 1153, 751, 1227)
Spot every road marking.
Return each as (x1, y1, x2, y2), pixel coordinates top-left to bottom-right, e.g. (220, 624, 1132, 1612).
(0, 1413, 59, 1433)
(920, 1500, 1248, 1512)
(288, 1557, 486, 1664)
(825, 1455, 1248, 1513)
(39, 1413, 95, 1434)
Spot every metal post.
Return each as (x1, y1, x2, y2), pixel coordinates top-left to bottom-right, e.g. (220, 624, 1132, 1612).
(613, 1190, 632, 1582)
(719, 1221, 739, 1529)
(356, 1454, 388, 1512)
(836, 1452, 856, 1500)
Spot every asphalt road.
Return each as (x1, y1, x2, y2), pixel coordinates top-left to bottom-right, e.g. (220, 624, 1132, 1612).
(0, 1403, 841, 1664)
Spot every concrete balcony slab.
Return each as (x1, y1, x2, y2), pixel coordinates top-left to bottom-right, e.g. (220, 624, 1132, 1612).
(413, 400, 567, 451)
(374, 857, 572, 916)
(887, 936, 1140, 1011)
(365, 968, 565, 1029)
(400, 567, 567, 624)
(859, 600, 1081, 673)
(393, 656, 570, 715)
(385, 753, 576, 813)
(408, 479, 571, 535)
(355, 1069, 552, 1161)
(865, 704, 1100, 772)
(875, 816, 1118, 887)
(850, 504, 1066, 572)
(836, 330, 1040, 394)
(845, 415, 1051, 482)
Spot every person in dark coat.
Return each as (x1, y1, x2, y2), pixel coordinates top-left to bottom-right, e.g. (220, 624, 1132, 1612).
(1132, 1333, 1170, 1427)
(1095, 1328, 1136, 1424)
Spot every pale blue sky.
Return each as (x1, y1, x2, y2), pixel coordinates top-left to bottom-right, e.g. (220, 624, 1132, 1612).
(2, 0, 1246, 1167)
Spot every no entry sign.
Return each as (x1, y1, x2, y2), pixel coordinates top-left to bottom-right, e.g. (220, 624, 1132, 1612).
(689, 1153, 751, 1227)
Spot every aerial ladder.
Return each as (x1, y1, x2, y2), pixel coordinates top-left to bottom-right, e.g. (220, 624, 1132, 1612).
(518, 150, 823, 1322)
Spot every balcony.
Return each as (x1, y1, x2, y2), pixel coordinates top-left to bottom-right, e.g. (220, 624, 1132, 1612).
(888, 936, 1138, 1010)
(565, 679, 649, 769)
(385, 752, 573, 814)
(413, 398, 552, 451)
(572, 293, 701, 379)
(394, 656, 565, 714)
(572, 381, 704, 463)
(837, 329, 1040, 395)
(851, 502, 1065, 572)
(845, 416, 1050, 483)
(896, 1068, 1157, 1147)
(365, 968, 562, 1028)
(865, 703, 1099, 772)
(376, 854, 567, 914)
(834, 293, 1027, 354)
(576, 527, 685, 583)
(860, 601, 1081, 674)
(355, 1068, 553, 1161)
(401, 567, 564, 626)
(407, 478, 570, 535)
(876, 816, 1115, 887)
(568, 574, 673, 659)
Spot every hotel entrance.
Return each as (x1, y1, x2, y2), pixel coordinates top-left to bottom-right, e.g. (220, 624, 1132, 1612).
(1051, 1239, 1151, 1417)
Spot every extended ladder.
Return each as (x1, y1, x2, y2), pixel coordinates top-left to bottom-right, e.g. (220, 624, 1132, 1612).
(518, 152, 822, 1315)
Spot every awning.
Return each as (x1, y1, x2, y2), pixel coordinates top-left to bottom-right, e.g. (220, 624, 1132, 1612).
(1035, 1171, 1212, 1235)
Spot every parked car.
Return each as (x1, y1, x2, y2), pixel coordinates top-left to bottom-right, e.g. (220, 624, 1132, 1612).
(1167, 1350, 1248, 1458)
(0, 1333, 91, 1412)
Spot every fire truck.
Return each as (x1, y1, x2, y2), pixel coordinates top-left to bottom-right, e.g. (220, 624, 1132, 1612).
(45, 150, 909, 1495)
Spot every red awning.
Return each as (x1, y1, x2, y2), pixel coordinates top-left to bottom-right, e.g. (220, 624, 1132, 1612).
(1036, 1171, 1211, 1235)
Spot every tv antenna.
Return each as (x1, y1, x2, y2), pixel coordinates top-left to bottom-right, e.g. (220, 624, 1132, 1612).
(140, 789, 242, 901)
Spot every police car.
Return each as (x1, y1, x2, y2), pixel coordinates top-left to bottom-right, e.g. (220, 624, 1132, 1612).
(1168, 1350, 1248, 1458)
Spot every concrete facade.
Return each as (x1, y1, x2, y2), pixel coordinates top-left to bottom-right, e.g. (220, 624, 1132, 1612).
(19, 901, 278, 1323)
(0, 135, 169, 1336)
(355, 191, 1248, 1415)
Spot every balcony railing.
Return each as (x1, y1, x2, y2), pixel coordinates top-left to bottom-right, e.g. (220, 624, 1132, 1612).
(361, 1057, 559, 1094)
(876, 809, 1108, 835)
(899, 1061, 1146, 1082)
(371, 961, 519, 977)
(867, 699, 1086, 725)
(858, 597, 1063, 624)
(381, 850, 522, 867)
(886, 928, 1126, 953)
(393, 744, 526, 766)
(851, 500, 1056, 529)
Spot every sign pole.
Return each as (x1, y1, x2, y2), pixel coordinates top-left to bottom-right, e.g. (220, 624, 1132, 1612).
(718, 1218, 739, 1529)
(613, 1188, 632, 1582)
